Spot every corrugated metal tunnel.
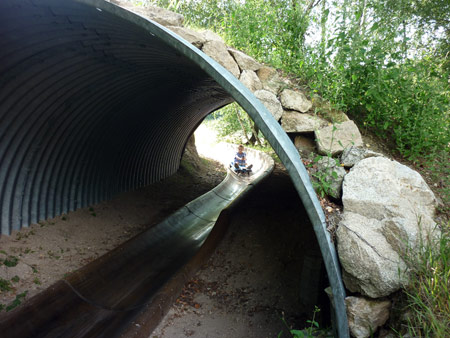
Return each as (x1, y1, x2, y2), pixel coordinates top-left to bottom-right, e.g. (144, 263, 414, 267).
(0, 0, 349, 336)
(0, 0, 232, 234)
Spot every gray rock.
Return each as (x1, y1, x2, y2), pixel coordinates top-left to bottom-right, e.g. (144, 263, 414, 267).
(254, 90, 283, 121)
(280, 89, 312, 113)
(256, 66, 277, 82)
(201, 30, 225, 43)
(313, 156, 346, 199)
(294, 135, 316, 157)
(167, 26, 206, 48)
(340, 146, 382, 168)
(239, 70, 263, 92)
(338, 157, 440, 297)
(112, 1, 184, 27)
(346, 296, 391, 338)
(202, 40, 240, 78)
(281, 111, 328, 133)
(337, 212, 408, 297)
(256, 66, 286, 94)
(311, 96, 350, 123)
(315, 120, 363, 156)
(228, 48, 261, 71)
(343, 157, 437, 225)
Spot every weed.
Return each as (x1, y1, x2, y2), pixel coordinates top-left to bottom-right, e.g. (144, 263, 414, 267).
(11, 276, 20, 283)
(0, 304, 4, 311)
(0, 278, 12, 292)
(33, 277, 41, 285)
(61, 215, 67, 221)
(5, 291, 27, 312)
(3, 255, 19, 267)
(279, 306, 327, 338)
(0, 250, 6, 255)
(31, 266, 38, 273)
(24, 248, 31, 254)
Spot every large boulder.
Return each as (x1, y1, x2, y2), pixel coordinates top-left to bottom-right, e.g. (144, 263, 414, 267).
(346, 296, 391, 338)
(281, 111, 328, 133)
(239, 70, 263, 92)
(280, 89, 312, 113)
(343, 157, 437, 229)
(201, 40, 240, 78)
(337, 212, 408, 297)
(228, 48, 261, 72)
(315, 120, 363, 156)
(167, 26, 206, 48)
(338, 157, 439, 297)
(254, 90, 283, 121)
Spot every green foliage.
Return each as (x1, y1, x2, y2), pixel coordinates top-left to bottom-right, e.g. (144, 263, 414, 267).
(211, 103, 264, 146)
(309, 155, 339, 198)
(5, 291, 27, 312)
(278, 306, 327, 338)
(0, 278, 12, 292)
(2, 255, 19, 267)
(11, 276, 20, 283)
(401, 223, 450, 337)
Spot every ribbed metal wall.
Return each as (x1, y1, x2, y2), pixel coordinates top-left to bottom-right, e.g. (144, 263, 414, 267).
(0, 0, 232, 235)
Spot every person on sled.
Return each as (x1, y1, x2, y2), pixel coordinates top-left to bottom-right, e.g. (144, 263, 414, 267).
(232, 144, 253, 174)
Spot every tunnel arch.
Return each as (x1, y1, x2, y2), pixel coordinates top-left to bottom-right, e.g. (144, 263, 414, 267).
(0, 0, 349, 336)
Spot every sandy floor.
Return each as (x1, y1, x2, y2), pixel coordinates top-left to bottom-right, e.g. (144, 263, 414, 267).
(0, 153, 226, 312)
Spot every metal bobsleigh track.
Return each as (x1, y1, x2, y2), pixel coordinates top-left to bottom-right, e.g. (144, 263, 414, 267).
(0, 0, 349, 336)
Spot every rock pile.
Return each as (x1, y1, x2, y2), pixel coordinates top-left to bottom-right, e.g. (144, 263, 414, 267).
(110, 2, 441, 337)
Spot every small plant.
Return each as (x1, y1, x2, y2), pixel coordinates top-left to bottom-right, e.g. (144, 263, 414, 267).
(309, 155, 340, 198)
(61, 215, 67, 221)
(3, 255, 19, 267)
(11, 276, 20, 283)
(5, 291, 27, 312)
(31, 266, 38, 274)
(0, 278, 12, 292)
(279, 306, 325, 338)
(33, 277, 41, 285)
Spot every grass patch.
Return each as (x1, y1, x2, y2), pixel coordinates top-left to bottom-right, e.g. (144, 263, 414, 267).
(5, 291, 27, 312)
(0, 278, 12, 292)
(2, 255, 19, 267)
(399, 223, 450, 336)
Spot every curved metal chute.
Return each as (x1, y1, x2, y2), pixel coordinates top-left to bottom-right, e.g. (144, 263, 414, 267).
(0, 0, 348, 336)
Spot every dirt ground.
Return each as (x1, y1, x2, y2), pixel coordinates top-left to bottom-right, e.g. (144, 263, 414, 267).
(0, 155, 225, 312)
(151, 164, 332, 338)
